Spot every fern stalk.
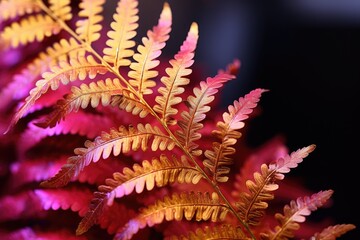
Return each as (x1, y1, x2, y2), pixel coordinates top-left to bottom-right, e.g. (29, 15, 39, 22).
(35, 1, 256, 238)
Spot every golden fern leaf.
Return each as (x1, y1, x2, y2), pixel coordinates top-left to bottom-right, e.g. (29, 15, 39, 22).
(6, 55, 108, 133)
(311, 224, 356, 240)
(115, 191, 229, 240)
(176, 73, 235, 156)
(236, 145, 316, 226)
(40, 123, 175, 187)
(111, 89, 149, 118)
(0, 0, 41, 21)
(49, 0, 72, 21)
(101, 154, 202, 204)
(128, 2, 172, 96)
(260, 190, 334, 240)
(1, 14, 61, 48)
(204, 88, 267, 183)
(168, 224, 250, 240)
(76, 0, 105, 44)
(35, 78, 125, 128)
(103, 0, 139, 69)
(77, 155, 202, 235)
(154, 22, 199, 125)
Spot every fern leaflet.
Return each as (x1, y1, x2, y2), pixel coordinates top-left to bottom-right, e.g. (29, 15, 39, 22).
(115, 191, 229, 240)
(236, 145, 316, 226)
(260, 190, 333, 240)
(0, 0, 41, 21)
(154, 22, 198, 125)
(103, 0, 139, 69)
(204, 88, 267, 183)
(49, 0, 72, 21)
(176, 72, 235, 156)
(128, 2, 172, 96)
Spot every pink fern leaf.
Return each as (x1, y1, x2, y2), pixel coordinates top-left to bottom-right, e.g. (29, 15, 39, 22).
(204, 88, 267, 182)
(260, 190, 334, 240)
(34, 186, 93, 217)
(154, 22, 199, 125)
(176, 72, 236, 156)
(312, 224, 356, 240)
(128, 2, 172, 96)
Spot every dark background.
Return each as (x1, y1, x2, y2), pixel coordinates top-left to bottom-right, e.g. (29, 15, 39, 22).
(132, 0, 359, 239)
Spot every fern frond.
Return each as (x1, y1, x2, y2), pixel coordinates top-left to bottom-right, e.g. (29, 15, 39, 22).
(111, 89, 149, 118)
(103, 0, 139, 69)
(76, 0, 105, 44)
(0, 14, 61, 48)
(77, 155, 201, 235)
(260, 190, 333, 240)
(40, 123, 175, 188)
(115, 191, 229, 240)
(154, 22, 199, 125)
(168, 224, 250, 240)
(34, 186, 93, 217)
(0, 0, 41, 21)
(6, 55, 108, 133)
(204, 88, 267, 183)
(176, 73, 235, 156)
(128, 2, 172, 96)
(311, 224, 356, 240)
(35, 78, 124, 128)
(100, 154, 202, 205)
(236, 144, 316, 226)
(49, 0, 72, 21)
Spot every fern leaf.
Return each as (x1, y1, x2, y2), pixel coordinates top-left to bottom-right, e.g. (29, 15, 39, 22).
(35, 78, 124, 128)
(236, 145, 316, 226)
(0, 0, 41, 21)
(1, 14, 61, 48)
(115, 191, 229, 240)
(77, 155, 201, 235)
(6, 55, 108, 133)
(176, 72, 235, 156)
(34, 186, 93, 217)
(260, 190, 333, 240)
(76, 0, 105, 43)
(101, 154, 201, 205)
(311, 224, 356, 240)
(154, 22, 199, 125)
(103, 0, 139, 69)
(49, 0, 72, 21)
(169, 224, 250, 240)
(111, 89, 150, 118)
(128, 2, 172, 96)
(40, 123, 175, 187)
(204, 88, 267, 183)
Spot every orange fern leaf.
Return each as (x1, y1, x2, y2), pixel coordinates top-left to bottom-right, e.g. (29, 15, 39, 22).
(236, 145, 316, 226)
(204, 88, 267, 183)
(128, 2, 172, 96)
(1, 14, 61, 47)
(40, 123, 175, 187)
(6, 55, 108, 133)
(168, 224, 250, 240)
(77, 155, 202, 235)
(176, 72, 235, 156)
(115, 191, 229, 240)
(100, 154, 202, 204)
(111, 89, 150, 118)
(76, 0, 105, 43)
(49, 0, 72, 21)
(0, 0, 41, 21)
(260, 190, 334, 240)
(311, 224, 356, 240)
(35, 78, 125, 128)
(154, 22, 199, 125)
(103, 0, 139, 69)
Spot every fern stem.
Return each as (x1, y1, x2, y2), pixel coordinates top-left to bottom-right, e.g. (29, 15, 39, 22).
(37, 1, 255, 238)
